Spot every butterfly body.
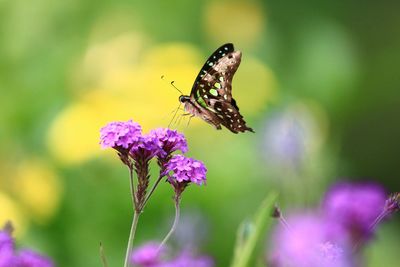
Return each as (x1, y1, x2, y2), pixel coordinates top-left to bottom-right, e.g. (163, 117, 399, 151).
(179, 44, 254, 134)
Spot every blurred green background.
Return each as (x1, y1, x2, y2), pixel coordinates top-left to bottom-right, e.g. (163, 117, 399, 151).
(1, 0, 399, 266)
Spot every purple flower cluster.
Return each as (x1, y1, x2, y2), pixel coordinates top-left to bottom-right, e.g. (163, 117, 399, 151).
(323, 182, 386, 241)
(149, 128, 188, 157)
(99, 120, 206, 196)
(130, 242, 164, 267)
(0, 229, 53, 267)
(100, 120, 142, 149)
(100, 120, 188, 160)
(269, 181, 396, 267)
(165, 155, 207, 186)
(160, 252, 214, 267)
(271, 215, 351, 267)
(130, 243, 213, 267)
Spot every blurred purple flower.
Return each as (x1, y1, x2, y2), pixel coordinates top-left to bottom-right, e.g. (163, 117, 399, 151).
(165, 155, 207, 186)
(0, 231, 16, 267)
(262, 108, 321, 170)
(100, 120, 142, 149)
(323, 182, 386, 241)
(173, 212, 209, 250)
(17, 250, 54, 267)
(270, 214, 351, 267)
(130, 242, 164, 267)
(148, 128, 188, 158)
(0, 231, 14, 251)
(159, 252, 214, 267)
(0, 229, 53, 267)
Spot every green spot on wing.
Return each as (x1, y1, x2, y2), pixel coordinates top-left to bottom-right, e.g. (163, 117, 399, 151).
(195, 90, 207, 108)
(197, 97, 207, 108)
(209, 89, 218, 96)
(214, 82, 221, 89)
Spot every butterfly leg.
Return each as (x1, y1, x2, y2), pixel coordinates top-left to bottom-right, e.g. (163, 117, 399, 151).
(186, 114, 195, 128)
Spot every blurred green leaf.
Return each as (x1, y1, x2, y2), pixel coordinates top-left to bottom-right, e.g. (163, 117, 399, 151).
(230, 192, 278, 267)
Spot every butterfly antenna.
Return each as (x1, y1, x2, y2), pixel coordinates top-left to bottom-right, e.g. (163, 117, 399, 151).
(161, 75, 184, 95)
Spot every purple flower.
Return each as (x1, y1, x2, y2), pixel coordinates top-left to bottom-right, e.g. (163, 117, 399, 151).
(0, 229, 53, 267)
(17, 250, 54, 267)
(323, 182, 386, 241)
(100, 120, 142, 149)
(0, 231, 14, 251)
(270, 214, 351, 267)
(165, 155, 207, 186)
(148, 128, 188, 158)
(130, 135, 161, 161)
(130, 242, 164, 267)
(159, 252, 214, 267)
(0, 231, 16, 267)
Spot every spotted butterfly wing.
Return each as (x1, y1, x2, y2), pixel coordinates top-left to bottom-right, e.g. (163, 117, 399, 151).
(181, 43, 254, 133)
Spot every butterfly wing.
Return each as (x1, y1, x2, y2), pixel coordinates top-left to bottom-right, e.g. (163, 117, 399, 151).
(191, 43, 234, 89)
(189, 44, 253, 133)
(213, 101, 254, 133)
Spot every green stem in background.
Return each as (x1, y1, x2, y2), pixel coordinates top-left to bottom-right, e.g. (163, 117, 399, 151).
(230, 193, 277, 267)
(158, 195, 181, 250)
(124, 211, 140, 267)
(99, 242, 109, 267)
(140, 174, 164, 210)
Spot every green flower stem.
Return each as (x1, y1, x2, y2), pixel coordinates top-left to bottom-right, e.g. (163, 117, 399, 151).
(99, 242, 109, 267)
(159, 194, 181, 250)
(124, 165, 140, 267)
(140, 174, 164, 211)
(128, 166, 137, 210)
(124, 211, 140, 267)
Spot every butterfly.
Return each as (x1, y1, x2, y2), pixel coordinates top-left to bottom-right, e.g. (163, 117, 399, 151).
(179, 43, 254, 134)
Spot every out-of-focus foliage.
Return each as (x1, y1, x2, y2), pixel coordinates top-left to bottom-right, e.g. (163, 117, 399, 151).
(0, 0, 399, 266)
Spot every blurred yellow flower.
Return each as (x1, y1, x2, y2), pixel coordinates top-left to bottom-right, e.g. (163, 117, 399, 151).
(204, 0, 265, 47)
(0, 192, 26, 237)
(12, 159, 62, 224)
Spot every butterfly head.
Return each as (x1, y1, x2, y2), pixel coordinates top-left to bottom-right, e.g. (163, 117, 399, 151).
(179, 95, 190, 103)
